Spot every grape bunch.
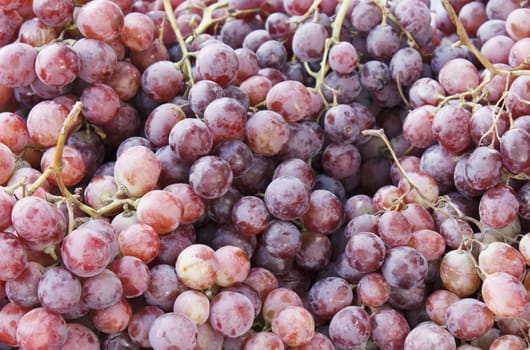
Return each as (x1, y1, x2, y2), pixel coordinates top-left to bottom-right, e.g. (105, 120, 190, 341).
(0, 0, 528, 349)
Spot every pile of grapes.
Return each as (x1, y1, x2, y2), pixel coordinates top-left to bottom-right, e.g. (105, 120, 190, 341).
(0, 0, 529, 348)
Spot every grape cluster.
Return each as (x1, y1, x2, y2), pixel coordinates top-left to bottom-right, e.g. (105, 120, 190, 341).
(0, 0, 529, 349)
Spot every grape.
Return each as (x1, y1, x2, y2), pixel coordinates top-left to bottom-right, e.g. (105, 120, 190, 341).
(235, 48, 259, 83)
(509, 38, 530, 67)
(197, 42, 239, 86)
(432, 105, 472, 153)
(351, 0, 382, 32)
(92, 298, 132, 334)
(38, 266, 82, 314)
(214, 245, 250, 287)
(136, 190, 183, 234)
(490, 335, 527, 350)
(81, 83, 121, 126)
(366, 24, 400, 61)
(141, 60, 184, 102)
(480, 35, 514, 64)
(479, 185, 520, 229)
(114, 145, 161, 197)
(109, 256, 150, 299)
(5, 261, 43, 307)
(256, 40, 287, 69)
(11, 196, 66, 250)
(438, 58, 479, 95)
(403, 321, 456, 350)
(357, 273, 390, 308)
(118, 223, 160, 263)
(76, 0, 124, 42)
(482, 272, 528, 318)
(308, 277, 353, 319)
(73, 38, 117, 83)
(389, 48, 423, 86)
(0, 112, 29, 154)
(329, 306, 371, 349)
(121, 12, 155, 52)
(209, 291, 255, 338)
(35, 42, 79, 87)
(328, 41, 358, 75)
(378, 210, 412, 247)
(61, 226, 111, 278)
(301, 190, 342, 234)
(262, 287, 303, 322)
(82, 269, 123, 311)
(440, 250, 481, 297)
(403, 105, 437, 148)
(244, 331, 283, 350)
(175, 244, 218, 290)
(16, 307, 67, 350)
(445, 298, 494, 341)
(324, 104, 362, 144)
(27, 99, 71, 148)
(144, 264, 187, 311)
(408, 229, 446, 262)
(189, 156, 233, 199)
(33, 0, 73, 27)
(172, 290, 210, 325)
(321, 143, 361, 180)
(296, 230, 332, 271)
(61, 323, 100, 350)
(148, 312, 197, 349)
(266, 80, 311, 122)
(465, 146, 503, 191)
(370, 308, 410, 350)
(425, 289, 460, 325)
(500, 128, 530, 174)
(130, 40, 169, 72)
(105, 61, 141, 101)
(0, 302, 30, 347)
(292, 22, 327, 63)
(322, 71, 363, 104)
(272, 306, 315, 347)
(506, 8, 530, 41)
(381, 246, 428, 289)
(506, 76, 530, 117)
(344, 231, 385, 273)
(291, 332, 334, 350)
(203, 97, 247, 144)
(41, 145, 86, 187)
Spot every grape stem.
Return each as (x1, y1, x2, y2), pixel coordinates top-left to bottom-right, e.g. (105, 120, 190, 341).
(311, 0, 355, 110)
(186, 1, 229, 41)
(373, 0, 420, 50)
(361, 128, 429, 202)
(441, 0, 530, 78)
(27, 102, 99, 219)
(163, 0, 195, 84)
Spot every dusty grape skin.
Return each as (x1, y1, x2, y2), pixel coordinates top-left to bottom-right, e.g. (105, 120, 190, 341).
(38, 266, 82, 314)
(445, 298, 494, 341)
(440, 250, 481, 297)
(118, 223, 160, 264)
(16, 307, 68, 350)
(244, 331, 283, 350)
(148, 312, 197, 349)
(370, 308, 410, 350)
(209, 291, 255, 338)
(0, 302, 31, 347)
(308, 277, 353, 319)
(482, 272, 528, 319)
(301, 190, 342, 234)
(272, 306, 315, 347)
(197, 42, 239, 86)
(329, 306, 371, 349)
(403, 321, 456, 350)
(5, 261, 43, 307)
(0, 42, 37, 88)
(344, 231, 385, 273)
(114, 145, 161, 198)
(381, 246, 428, 289)
(61, 226, 112, 278)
